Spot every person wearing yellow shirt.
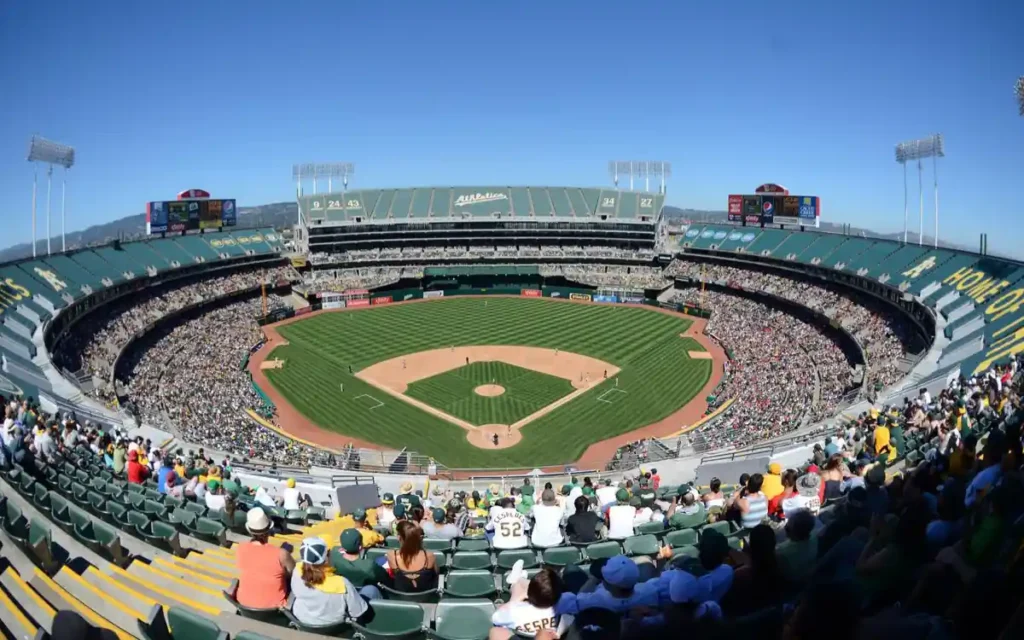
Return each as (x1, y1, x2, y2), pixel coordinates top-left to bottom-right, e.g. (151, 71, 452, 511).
(761, 462, 785, 500)
(351, 509, 384, 549)
(873, 417, 892, 462)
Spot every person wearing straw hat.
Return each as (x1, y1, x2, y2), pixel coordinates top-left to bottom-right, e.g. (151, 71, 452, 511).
(396, 481, 421, 510)
(290, 537, 370, 627)
(235, 507, 294, 609)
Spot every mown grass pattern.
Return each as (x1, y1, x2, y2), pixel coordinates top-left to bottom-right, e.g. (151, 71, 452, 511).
(406, 361, 575, 426)
(264, 298, 712, 468)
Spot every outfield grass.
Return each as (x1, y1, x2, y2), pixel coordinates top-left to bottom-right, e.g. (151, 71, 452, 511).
(264, 297, 711, 467)
(405, 361, 575, 426)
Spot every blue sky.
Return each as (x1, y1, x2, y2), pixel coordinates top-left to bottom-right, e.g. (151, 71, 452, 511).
(1, 0, 1022, 255)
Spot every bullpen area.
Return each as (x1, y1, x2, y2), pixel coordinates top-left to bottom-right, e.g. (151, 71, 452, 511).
(254, 296, 718, 468)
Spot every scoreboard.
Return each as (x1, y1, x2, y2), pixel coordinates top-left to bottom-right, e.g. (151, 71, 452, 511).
(727, 193, 820, 227)
(147, 199, 237, 234)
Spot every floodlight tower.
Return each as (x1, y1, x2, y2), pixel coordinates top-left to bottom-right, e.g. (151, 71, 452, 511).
(894, 135, 944, 247)
(27, 136, 75, 256)
(608, 161, 671, 193)
(648, 161, 672, 195)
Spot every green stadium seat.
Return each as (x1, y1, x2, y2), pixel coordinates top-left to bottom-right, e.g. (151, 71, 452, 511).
(282, 601, 352, 636)
(623, 534, 660, 557)
(636, 521, 666, 536)
(542, 546, 582, 568)
(664, 528, 698, 548)
(443, 570, 498, 599)
(669, 510, 706, 530)
(106, 500, 133, 529)
(364, 547, 389, 564)
(423, 538, 453, 553)
(700, 521, 733, 538)
(451, 551, 492, 571)
(432, 599, 495, 640)
(379, 583, 439, 604)
(495, 549, 537, 572)
(350, 600, 426, 640)
(190, 517, 228, 547)
(222, 580, 287, 625)
(28, 518, 63, 574)
(32, 483, 51, 514)
(455, 537, 489, 552)
(139, 603, 230, 640)
(584, 541, 621, 560)
(48, 492, 75, 531)
(385, 535, 401, 549)
(2, 501, 29, 545)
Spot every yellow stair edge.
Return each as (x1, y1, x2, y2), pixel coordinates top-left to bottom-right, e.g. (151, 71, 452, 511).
(32, 568, 133, 640)
(108, 565, 222, 617)
(2, 568, 55, 618)
(84, 567, 160, 614)
(166, 555, 236, 580)
(58, 567, 148, 622)
(187, 551, 236, 569)
(0, 576, 38, 638)
(152, 558, 231, 589)
(128, 561, 222, 598)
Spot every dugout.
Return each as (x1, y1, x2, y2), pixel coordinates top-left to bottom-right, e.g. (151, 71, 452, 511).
(422, 265, 544, 291)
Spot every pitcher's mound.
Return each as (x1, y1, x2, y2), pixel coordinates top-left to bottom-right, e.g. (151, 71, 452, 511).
(467, 424, 521, 449)
(474, 384, 506, 397)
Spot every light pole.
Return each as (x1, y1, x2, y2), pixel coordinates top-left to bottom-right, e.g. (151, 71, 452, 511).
(894, 135, 944, 247)
(292, 162, 355, 225)
(608, 160, 671, 193)
(27, 136, 75, 256)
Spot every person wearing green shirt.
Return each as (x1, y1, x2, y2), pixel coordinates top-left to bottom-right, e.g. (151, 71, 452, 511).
(667, 489, 706, 530)
(396, 482, 421, 510)
(330, 529, 389, 599)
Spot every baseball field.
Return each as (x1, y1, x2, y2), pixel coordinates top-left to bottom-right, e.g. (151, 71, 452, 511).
(260, 297, 713, 468)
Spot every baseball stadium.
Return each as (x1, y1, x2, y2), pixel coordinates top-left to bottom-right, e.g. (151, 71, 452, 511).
(2, 179, 1023, 637)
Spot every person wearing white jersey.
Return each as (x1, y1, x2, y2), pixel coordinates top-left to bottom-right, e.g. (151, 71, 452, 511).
(595, 480, 619, 510)
(282, 478, 303, 511)
(606, 488, 637, 539)
(530, 489, 565, 548)
(487, 499, 530, 549)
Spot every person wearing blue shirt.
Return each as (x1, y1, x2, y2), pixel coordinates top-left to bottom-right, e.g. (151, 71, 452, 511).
(554, 556, 659, 616)
(157, 460, 174, 494)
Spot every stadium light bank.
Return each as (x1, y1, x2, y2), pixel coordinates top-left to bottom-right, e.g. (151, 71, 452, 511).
(27, 135, 76, 257)
(608, 161, 672, 194)
(894, 134, 944, 248)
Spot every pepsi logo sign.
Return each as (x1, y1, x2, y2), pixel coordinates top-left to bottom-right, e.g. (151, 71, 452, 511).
(762, 201, 774, 215)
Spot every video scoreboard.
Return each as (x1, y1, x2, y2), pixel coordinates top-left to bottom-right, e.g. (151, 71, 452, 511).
(147, 198, 237, 234)
(727, 184, 820, 227)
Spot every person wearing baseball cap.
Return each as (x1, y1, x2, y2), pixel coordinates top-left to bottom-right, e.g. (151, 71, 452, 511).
(554, 555, 659, 616)
(350, 508, 384, 549)
(235, 507, 294, 609)
(606, 488, 636, 540)
(378, 492, 397, 529)
(330, 529, 390, 598)
(762, 462, 784, 500)
(290, 537, 370, 627)
(422, 507, 460, 540)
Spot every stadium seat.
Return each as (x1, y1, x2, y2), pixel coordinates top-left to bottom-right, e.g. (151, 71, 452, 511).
(364, 547, 389, 564)
(700, 521, 733, 537)
(282, 598, 352, 636)
(350, 600, 426, 640)
(222, 579, 288, 625)
(455, 537, 490, 552)
(190, 517, 228, 547)
(451, 551, 492, 571)
(138, 604, 228, 640)
(423, 538, 453, 553)
(432, 598, 495, 640)
(584, 541, 621, 560)
(542, 546, 582, 567)
(623, 534, 660, 557)
(664, 528, 698, 548)
(443, 570, 498, 599)
(27, 518, 63, 573)
(48, 492, 75, 531)
(636, 520, 666, 536)
(2, 501, 29, 545)
(495, 549, 538, 572)
(385, 535, 401, 549)
(379, 583, 439, 604)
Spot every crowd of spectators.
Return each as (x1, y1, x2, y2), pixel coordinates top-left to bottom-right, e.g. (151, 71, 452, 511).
(668, 288, 855, 451)
(308, 246, 655, 266)
(666, 259, 914, 390)
(52, 265, 297, 400)
(231, 354, 1024, 639)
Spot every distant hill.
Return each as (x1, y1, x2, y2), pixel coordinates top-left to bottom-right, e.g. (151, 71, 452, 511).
(0, 202, 298, 263)
(0, 201, 993, 263)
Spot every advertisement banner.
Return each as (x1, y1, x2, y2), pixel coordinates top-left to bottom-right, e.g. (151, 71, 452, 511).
(742, 196, 761, 224)
(593, 294, 619, 303)
(798, 196, 820, 228)
(348, 298, 370, 307)
(147, 201, 168, 233)
(622, 296, 645, 304)
(423, 290, 445, 299)
(549, 291, 562, 298)
(167, 201, 189, 232)
(727, 195, 743, 223)
(371, 296, 393, 305)
(220, 199, 237, 227)
(759, 195, 777, 224)
(403, 293, 415, 301)
(323, 300, 346, 310)
(521, 289, 542, 297)
(569, 293, 592, 302)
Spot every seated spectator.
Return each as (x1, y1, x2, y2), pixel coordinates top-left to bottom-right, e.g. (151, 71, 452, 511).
(330, 529, 389, 599)
(606, 489, 636, 539)
(554, 555, 659, 616)
(421, 508, 461, 540)
(731, 474, 768, 530)
(205, 479, 228, 512)
(126, 449, 148, 484)
(530, 489, 565, 548)
(489, 498, 531, 549)
(782, 473, 822, 518)
(377, 493, 396, 529)
(775, 509, 817, 583)
(702, 478, 725, 510)
(566, 496, 603, 544)
(768, 469, 798, 518)
(386, 521, 438, 594)
(351, 508, 384, 548)
(668, 490, 706, 529)
(235, 508, 293, 609)
(165, 472, 184, 499)
(290, 537, 370, 627)
(491, 567, 567, 638)
(595, 479, 618, 509)
(761, 462, 784, 500)
(157, 458, 174, 494)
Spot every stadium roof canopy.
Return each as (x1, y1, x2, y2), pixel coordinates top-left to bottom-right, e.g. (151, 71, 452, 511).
(300, 186, 664, 226)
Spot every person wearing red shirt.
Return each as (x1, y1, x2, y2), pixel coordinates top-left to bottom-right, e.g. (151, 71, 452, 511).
(126, 450, 149, 484)
(650, 469, 661, 491)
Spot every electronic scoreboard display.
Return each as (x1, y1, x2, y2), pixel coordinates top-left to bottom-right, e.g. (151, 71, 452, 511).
(727, 194, 820, 227)
(147, 199, 237, 234)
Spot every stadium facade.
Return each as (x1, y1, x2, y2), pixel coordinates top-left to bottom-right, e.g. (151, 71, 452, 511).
(1, 184, 1022, 469)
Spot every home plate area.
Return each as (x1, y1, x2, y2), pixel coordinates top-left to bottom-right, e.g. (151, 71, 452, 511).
(597, 388, 628, 404)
